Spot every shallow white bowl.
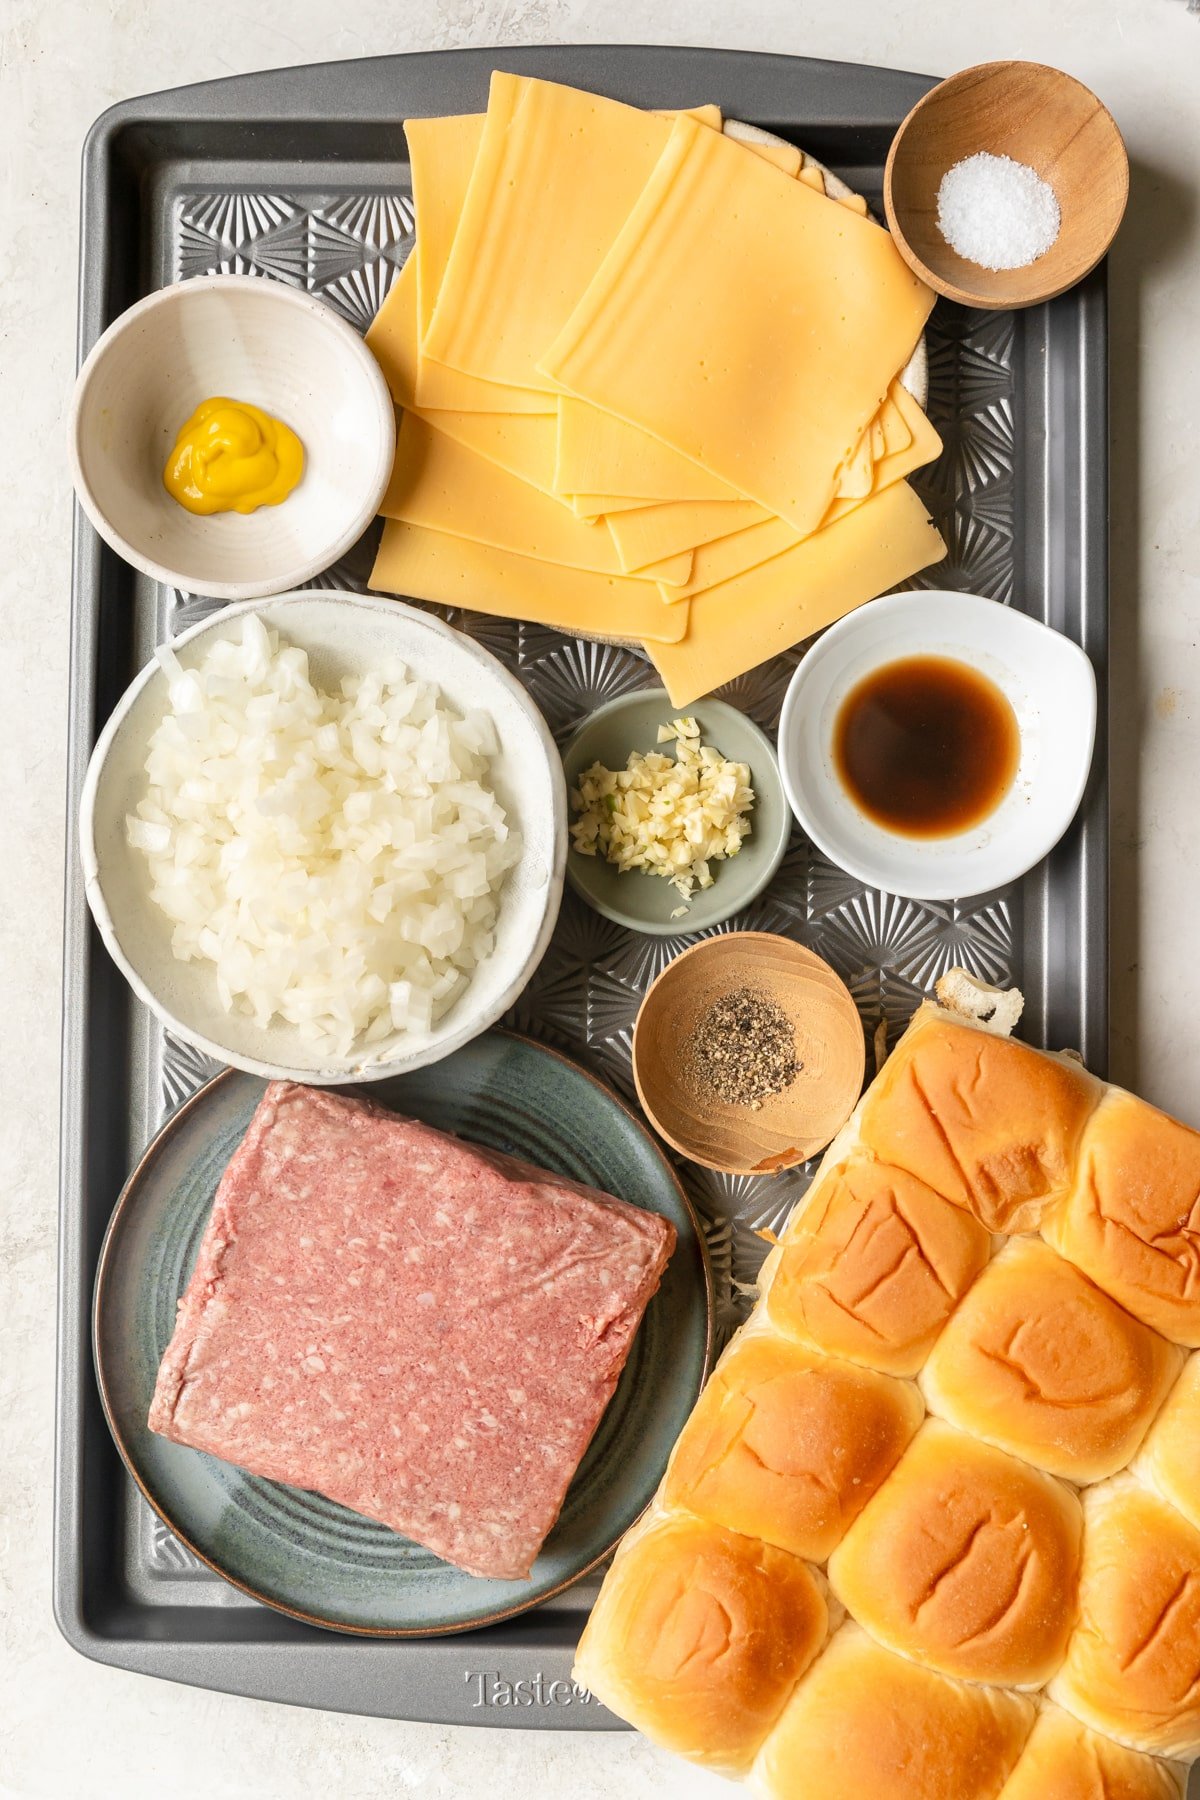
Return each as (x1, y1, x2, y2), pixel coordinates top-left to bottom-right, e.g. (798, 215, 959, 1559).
(778, 591, 1096, 901)
(69, 276, 395, 599)
(80, 593, 566, 1082)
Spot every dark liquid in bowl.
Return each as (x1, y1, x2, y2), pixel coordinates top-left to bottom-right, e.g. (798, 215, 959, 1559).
(834, 655, 1020, 838)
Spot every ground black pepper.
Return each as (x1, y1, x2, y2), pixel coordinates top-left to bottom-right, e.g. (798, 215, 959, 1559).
(684, 985, 800, 1109)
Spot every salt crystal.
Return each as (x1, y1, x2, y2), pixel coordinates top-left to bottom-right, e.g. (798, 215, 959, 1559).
(936, 152, 1061, 271)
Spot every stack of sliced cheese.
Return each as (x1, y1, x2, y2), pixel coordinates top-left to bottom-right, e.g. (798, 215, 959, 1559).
(366, 74, 948, 706)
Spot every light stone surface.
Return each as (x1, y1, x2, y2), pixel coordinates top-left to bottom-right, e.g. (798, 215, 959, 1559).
(3, 1, 1199, 1795)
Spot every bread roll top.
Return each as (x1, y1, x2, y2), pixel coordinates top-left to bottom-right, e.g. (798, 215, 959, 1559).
(827, 1419, 1082, 1688)
(750, 1622, 1035, 1800)
(921, 1238, 1182, 1483)
(663, 1324, 923, 1560)
(764, 1153, 990, 1375)
(572, 1511, 828, 1774)
(995, 1705, 1186, 1800)
(1044, 1090, 1200, 1345)
(858, 1010, 1101, 1233)
(1136, 1353, 1200, 1532)
(1051, 1477, 1200, 1759)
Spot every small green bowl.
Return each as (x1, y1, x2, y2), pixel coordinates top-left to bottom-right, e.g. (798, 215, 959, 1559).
(562, 690, 791, 936)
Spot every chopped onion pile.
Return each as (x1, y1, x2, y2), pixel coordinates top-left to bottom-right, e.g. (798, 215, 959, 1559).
(126, 616, 521, 1057)
(569, 716, 754, 914)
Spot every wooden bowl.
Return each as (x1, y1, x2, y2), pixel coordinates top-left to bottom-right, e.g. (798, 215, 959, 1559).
(632, 934, 865, 1176)
(884, 61, 1128, 310)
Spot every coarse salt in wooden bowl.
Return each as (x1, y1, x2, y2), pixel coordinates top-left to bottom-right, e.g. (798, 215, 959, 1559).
(884, 61, 1128, 310)
(632, 933, 866, 1177)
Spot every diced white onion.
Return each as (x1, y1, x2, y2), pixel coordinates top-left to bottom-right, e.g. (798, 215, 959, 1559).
(126, 619, 521, 1057)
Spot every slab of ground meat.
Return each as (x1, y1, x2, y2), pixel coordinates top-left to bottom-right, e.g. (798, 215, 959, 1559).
(148, 1081, 676, 1580)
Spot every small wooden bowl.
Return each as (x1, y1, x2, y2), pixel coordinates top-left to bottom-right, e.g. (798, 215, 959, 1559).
(632, 934, 865, 1177)
(884, 61, 1128, 310)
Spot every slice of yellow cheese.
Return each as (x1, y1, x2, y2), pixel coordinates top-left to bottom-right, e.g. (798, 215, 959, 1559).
(423, 78, 802, 402)
(548, 152, 875, 508)
(420, 408, 560, 495)
(541, 113, 935, 535)
(645, 482, 946, 706)
(555, 397, 739, 502)
(405, 110, 551, 415)
(380, 412, 692, 585)
(365, 255, 420, 409)
(879, 388, 912, 456)
(607, 379, 941, 576)
(423, 74, 684, 394)
(371, 521, 691, 646)
(365, 251, 552, 422)
(608, 497, 763, 572)
(660, 392, 943, 598)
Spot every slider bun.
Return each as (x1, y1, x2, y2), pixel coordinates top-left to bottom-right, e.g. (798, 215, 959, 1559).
(921, 1238, 1182, 1483)
(858, 1010, 1101, 1233)
(1136, 1352, 1200, 1531)
(663, 1326, 923, 1560)
(1044, 1089, 1200, 1345)
(765, 1154, 990, 1376)
(1050, 1476, 1200, 1758)
(827, 1419, 1082, 1688)
(750, 1622, 1035, 1800)
(573, 1511, 828, 1774)
(995, 1705, 1186, 1800)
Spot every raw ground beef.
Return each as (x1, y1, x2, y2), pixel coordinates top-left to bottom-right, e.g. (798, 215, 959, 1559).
(148, 1081, 676, 1579)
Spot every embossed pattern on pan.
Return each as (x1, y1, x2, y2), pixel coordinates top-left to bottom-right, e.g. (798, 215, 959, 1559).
(59, 44, 1108, 1730)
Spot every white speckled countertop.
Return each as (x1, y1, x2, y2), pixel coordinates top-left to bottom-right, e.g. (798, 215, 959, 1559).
(3, 1, 1199, 1795)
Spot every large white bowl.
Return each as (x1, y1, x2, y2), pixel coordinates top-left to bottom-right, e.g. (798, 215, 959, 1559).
(80, 594, 566, 1082)
(778, 590, 1097, 902)
(69, 276, 395, 599)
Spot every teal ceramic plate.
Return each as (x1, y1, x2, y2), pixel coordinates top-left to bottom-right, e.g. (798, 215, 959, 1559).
(93, 1030, 712, 1637)
(561, 689, 791, 935)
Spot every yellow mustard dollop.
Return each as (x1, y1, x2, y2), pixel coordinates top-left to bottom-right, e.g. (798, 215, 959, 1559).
(163, 398, 304, 515)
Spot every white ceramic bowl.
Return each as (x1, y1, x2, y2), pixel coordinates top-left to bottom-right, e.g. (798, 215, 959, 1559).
(778, 591, 1096, 901)
(79, 593, 566, 1082)
(69, 276, 395, 599)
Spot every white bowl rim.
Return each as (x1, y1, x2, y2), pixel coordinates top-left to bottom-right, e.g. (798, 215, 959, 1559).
(560, 687, 791, 937)
(778, 589, 1098, 903)
(67, 274, 397, 602)
(79, 592, 567, 1082)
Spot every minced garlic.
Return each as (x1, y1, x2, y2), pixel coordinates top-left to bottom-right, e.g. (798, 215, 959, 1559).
(569, 716, 755, 906)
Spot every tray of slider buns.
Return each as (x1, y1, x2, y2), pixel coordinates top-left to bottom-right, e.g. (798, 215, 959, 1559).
(59, 42, 1181, 1792)
(581, 976, 1200, 1797)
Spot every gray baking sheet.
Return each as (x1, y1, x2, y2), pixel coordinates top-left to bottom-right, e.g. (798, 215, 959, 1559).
(58, 44, 1108, 1728)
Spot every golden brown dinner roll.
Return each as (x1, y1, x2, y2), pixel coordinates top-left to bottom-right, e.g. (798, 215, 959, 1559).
(1044, 1089, 1200, 1345)
(858, 1008, 1101, 1233)
(663, 1326, 923, 1561)
(764, 1153, 991, 1375)
(995, 1704, 1186, 1800)
(573, 1511, 828, 1773)
(750, 1622, 1035, 1800)
(921, 1238, 1182, 1483)
(1050, 1476, 1200, 1758)
(827, 1419, 1082, 1687)
(1136, 1352, 1200, 1531)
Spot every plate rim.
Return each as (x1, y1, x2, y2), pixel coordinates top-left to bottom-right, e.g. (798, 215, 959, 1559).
(91, 1027, 714, 1638)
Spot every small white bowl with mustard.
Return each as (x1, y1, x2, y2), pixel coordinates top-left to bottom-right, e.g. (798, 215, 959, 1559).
(69, 274, 395, 599)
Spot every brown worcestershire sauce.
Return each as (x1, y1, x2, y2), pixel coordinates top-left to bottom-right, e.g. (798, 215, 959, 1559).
(834, 655, 1020, 838)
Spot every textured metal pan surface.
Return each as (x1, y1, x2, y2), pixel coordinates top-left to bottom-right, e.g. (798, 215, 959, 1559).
(58, 43, 1109, 1728)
